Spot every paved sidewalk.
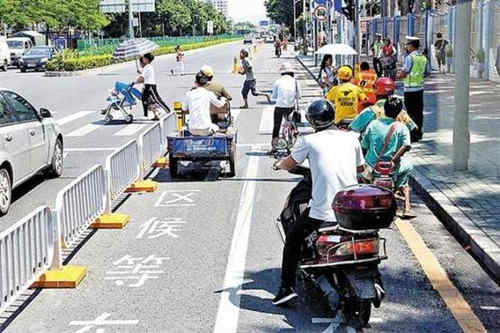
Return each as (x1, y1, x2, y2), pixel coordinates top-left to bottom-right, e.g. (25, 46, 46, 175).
(295, 53, 500, 280)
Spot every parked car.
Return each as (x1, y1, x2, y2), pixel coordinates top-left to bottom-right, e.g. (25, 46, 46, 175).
(0, 37, 9, 71)
(6, 37, 33, 67)
(0, 89, 63, 215)
(243, 35, 253, 44)
(265, 36, 275, 44)
(19, 46, 55, 72)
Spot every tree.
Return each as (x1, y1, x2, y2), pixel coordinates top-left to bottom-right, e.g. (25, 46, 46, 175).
(157, 0, 192, 36)
(264, 0, 303, 36)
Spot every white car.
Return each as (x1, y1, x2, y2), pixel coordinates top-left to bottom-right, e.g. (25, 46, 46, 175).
(0, 89, 63, 215)
(0, 37, 9, 71)
(6, 37, 33, 67)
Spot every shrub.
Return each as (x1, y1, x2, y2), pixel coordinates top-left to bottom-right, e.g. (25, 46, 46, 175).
(47, 37, 241, 72)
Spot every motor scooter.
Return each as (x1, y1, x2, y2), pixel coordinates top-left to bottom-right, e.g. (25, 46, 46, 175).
(275, 45, 282, 58)
(275, 165, 396, 331)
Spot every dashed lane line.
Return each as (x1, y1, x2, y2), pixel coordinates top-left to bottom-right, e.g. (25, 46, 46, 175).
(395, 219, 487, 333)
(114, 124, 147, 136)
(66, 124, 101, 137)
(258, 106, 275, 135)
(56, 111, 94, 126)
(213, 146, 260, 333)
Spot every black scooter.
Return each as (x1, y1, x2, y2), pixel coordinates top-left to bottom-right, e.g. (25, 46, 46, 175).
(275, 165, 396, 331)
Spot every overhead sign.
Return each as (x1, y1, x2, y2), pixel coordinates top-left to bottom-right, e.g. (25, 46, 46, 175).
(314, 5, 328, 22)
(259, 20, 269, 27)
(99, 0, 155, 13)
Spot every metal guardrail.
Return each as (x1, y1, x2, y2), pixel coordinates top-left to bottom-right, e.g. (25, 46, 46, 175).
(140, 123, 162, 177)
(160, 113, 178, 149)
(105, 140, 140, 211)
(0, 206, 54, 313)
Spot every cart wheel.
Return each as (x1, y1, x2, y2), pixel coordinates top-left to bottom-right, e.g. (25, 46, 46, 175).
(104, 114, 113, 123)
(169, 157, 178, 178)
(227, 144, 236, 178)
(125, 114, 134, 124)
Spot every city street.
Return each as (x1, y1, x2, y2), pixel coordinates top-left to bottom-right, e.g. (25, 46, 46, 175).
(1, 43, 499, 333)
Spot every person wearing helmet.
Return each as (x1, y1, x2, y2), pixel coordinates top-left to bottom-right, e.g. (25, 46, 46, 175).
(182, 71, 227, 136)
(361, 96, 414, 217)
(272, 99, 366, 306)
(325, 65, 367, 125)
(269, 62, 301, 153)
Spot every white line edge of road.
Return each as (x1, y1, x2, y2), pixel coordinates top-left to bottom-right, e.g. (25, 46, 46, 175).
(213, 145, 260, 333)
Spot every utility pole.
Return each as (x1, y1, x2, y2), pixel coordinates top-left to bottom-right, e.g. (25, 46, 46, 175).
(453, 0, 471, 170)
(303, 0, 307, 54)
(354, 0, 361, 65)
(294, 0, 297, 45)
(128, 0, 134, 39)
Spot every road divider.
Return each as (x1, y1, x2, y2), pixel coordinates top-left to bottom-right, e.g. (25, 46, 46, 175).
(0, 112, 178, 309)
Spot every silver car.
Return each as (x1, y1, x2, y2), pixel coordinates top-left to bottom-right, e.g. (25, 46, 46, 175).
(0, 89, 63, 215)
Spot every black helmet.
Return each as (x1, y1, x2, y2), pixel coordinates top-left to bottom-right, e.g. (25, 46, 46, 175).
(305, 99, 335, 130)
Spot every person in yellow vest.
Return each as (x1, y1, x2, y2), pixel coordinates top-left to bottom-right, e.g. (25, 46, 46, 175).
(352, 61, 377, 113)
(325, 66, 367, 125)
(397, 36, 427, 142)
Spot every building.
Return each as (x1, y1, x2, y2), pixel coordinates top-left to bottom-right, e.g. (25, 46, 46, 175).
(207, 0, 229, 18)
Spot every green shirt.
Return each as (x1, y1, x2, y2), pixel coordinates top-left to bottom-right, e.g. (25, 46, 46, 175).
(361, 118, 411, 167)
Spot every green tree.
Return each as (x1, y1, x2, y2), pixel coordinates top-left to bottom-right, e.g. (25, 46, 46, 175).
(264, 0, 303, 35)
(157, 0, 192, 36)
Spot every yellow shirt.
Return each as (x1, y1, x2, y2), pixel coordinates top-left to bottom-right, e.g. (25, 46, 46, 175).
(326, 83, 367, 123)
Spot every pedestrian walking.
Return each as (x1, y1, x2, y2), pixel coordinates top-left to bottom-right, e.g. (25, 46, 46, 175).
(171, 45, 184, 76)
(135, 53, 170, 120)
(318, 55, 337, 95)
(269, 62, 300, 153)
(434, 33, 449, 74)
(238, 49, 271, 109)
(397, 36, 428, 142)
(371, 34, 384, 76)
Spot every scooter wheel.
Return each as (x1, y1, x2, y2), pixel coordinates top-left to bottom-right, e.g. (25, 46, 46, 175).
(125, 114, 134, 124)
(104, 114, 113, 123)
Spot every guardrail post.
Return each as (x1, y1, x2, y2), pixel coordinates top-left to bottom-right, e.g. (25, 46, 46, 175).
(97, 165, 131, 228)
(126, 135, 158, 193)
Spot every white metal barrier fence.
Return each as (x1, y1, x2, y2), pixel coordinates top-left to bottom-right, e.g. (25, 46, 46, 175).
(140, 122, 162, 177)
(0, 206, 54, 313)
(160, 112, 178, 149)
(53, 165, 107, 268)
(105, 139, 140, 212)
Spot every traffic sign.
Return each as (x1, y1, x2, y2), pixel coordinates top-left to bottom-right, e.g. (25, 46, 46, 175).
(314, 5, 328, 22)
(99, 0, 155, 13)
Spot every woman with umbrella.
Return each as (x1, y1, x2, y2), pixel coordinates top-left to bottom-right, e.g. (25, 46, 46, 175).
(135, 53, 169, 120)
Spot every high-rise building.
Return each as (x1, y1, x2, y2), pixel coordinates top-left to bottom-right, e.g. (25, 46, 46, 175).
(206, 0, 229, 18)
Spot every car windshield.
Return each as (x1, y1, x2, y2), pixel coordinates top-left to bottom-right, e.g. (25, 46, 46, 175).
(7, 40, 23, 49)
(25, 49, 50, 56)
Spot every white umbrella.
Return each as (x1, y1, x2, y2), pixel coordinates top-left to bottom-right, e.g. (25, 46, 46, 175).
(316, 43, 357, 56)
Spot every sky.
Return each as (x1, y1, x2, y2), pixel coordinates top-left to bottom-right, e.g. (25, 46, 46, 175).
(228, 0, 267, 24)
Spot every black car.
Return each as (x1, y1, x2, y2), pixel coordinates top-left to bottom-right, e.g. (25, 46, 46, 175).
(19, 47, 55, 72)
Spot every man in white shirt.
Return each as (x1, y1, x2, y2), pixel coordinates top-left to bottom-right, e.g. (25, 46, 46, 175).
(182, 72, 227, 136)
(270, 62, 300, 153)
(136, 53, 169, 120)
(272, 99, 365, 306)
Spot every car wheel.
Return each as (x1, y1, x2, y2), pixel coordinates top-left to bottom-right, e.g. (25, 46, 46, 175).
(226, 144, 236, 178)
(169, 157, 178, 178)
(1, 60, 7, 71)
(47, 139, 63, 178)
(125, 114, 134, 124)
(0, 168, 12, 216)
(104, 114, 113, 123)
(20, 68, 26, 73)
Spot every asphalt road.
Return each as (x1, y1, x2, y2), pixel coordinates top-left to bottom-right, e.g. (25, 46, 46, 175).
(1, 44, 499, 333)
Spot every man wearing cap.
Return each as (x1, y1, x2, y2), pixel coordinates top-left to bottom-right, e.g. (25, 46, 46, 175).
(200, 65, 232, 126)
(269, 62, 301, 153)
(371, 34, 384, 76)
(397, 36, 427, 142)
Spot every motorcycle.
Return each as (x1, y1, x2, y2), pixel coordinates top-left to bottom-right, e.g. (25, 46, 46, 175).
(275, 165, 396, 331)
(275, 45, 282, 58)
(380, 55, 397, 80)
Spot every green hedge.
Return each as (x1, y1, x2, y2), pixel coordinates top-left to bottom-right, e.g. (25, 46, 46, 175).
(48, 38, 241, 72)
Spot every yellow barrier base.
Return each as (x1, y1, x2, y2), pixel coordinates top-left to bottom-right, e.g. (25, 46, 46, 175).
(126, 179, 158, 193)
(91, 214, 130, 229)
(153, 157, 169, 168)
(32, 265, 87, 288)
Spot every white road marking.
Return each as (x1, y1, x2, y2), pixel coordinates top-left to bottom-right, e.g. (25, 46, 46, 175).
(56, 111, 94, 126)
(66, 124, 101, 137)
(114, 124, 146, 136)
(155, 190, 200, 207)
(63, 153, 68, 160)
(65, 148, 118, 152)
(480, 306, 500, 311)
(213, 147, 260, 333)
(258, 106, 275, 134)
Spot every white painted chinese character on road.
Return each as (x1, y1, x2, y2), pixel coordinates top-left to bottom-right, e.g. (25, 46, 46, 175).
(155, 190, 200, 207)
(137, 217, 186, 239)
(105, 254, 169, 287)
(69, 312, 138, 333)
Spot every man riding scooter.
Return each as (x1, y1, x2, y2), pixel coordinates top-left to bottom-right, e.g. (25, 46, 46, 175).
(182, 71, 228, 136)
(272, 99, 366, 305)
(325, 65, 367, 127)
(200, 65, 233, 129)
(361, 97, 415, 218)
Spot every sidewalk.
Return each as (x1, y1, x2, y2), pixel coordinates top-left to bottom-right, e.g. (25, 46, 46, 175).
(296, 53, 500, 280)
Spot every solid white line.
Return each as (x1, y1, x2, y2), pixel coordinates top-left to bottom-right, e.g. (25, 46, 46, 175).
(480, 306, 500, 311)
(213, 147, 260, 333)
(66, 124, 101, 137)
(56, 111, 94, 126)
(114, 124, 146, 136)
(258, 106, 274, 134)
(65, 148, 118, 152)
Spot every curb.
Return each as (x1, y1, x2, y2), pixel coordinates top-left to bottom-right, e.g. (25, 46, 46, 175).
(410, 170, 500, 281)
(295, 55, 321, 85)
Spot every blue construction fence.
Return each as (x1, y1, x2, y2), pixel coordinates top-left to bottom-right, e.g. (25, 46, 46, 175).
(361, 0, 500, 82)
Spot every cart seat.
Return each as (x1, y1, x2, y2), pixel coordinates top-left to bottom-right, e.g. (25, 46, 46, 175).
(318, 221, 338, 232)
